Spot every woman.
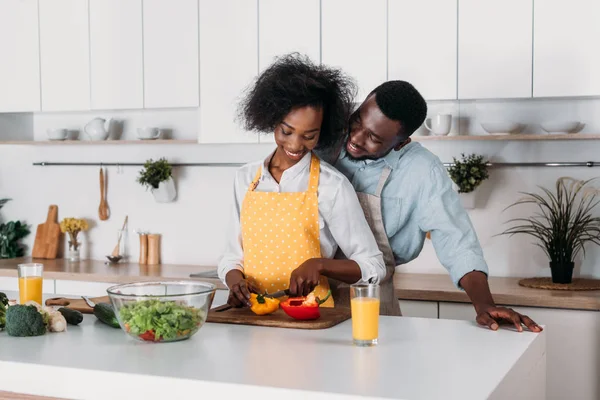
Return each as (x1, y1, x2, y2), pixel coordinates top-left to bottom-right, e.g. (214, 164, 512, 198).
(218, 53, 385, 308)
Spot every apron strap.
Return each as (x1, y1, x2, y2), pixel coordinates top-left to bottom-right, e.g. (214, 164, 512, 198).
(308, 153, 320, 193)
(375, 166, 392, 197)
(248, 167, 262, 192)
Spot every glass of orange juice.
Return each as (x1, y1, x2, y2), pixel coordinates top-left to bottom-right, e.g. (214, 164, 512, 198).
(350, 283, 380, 347)
(18, 263, 43, 305)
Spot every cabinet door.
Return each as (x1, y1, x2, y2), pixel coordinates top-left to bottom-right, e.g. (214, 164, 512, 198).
(39, 0, 90, 111)
(258, 0, 320, 144)
(458, 0, 532, 99)
(143, 0, 199, 108)
(90, 0, 143, 110)
(398, 300, 438, 318)
(533, 0, 600, 97)
(388, 0, 457, 100)
(0, 0, 40, 112)
(0, 277, 55, 294)
(55, 280, 115, 297)
(322, 0, 387, 102)
(199, 0, 258, 143)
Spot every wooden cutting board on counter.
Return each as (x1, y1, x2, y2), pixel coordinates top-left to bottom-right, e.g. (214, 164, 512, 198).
(32, 205, 61, 259)
(206, 307, 351, 330)
(45, 296, 110, 313)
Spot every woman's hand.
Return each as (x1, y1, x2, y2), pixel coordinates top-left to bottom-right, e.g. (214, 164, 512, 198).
(289, 259, 324, 297)
(225, 270, 257, 307)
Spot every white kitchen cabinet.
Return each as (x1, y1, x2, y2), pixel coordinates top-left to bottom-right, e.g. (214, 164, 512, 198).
(199, 0, 258, 144)
(54, 280, 116, 297)
(143, 0, 199, 108)
(257, 0, 320, 144)
(533, 0, 600, 97)
(0, 0, 40, 112)
(89, 0, 143, 110)
(322, 0, 387, 102)
(388, 0, 457, 100)
(458, 0, 533, 99)
(439, 302, 600, 400)
(398, 300, 438, 318)
(0, 277, 55, 295)
(39, 0, 90, 111)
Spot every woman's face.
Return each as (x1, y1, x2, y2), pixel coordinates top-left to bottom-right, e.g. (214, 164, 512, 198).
(274, 106, 323, 164)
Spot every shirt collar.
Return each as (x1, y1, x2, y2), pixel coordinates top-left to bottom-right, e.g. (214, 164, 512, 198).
(261, 150, 312, 182)
(340, 142, 414, 169)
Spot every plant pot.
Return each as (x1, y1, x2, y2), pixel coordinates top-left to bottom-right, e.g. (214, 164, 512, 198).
(152, 177, 176, 203)
(549, 261, 574, 284)
(459, 191, 477, 209)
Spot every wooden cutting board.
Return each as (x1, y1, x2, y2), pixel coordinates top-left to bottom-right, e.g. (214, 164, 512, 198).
(31, 205, 61, 259)
(206, 306, 351, 330)
(44, 296, 110, 313)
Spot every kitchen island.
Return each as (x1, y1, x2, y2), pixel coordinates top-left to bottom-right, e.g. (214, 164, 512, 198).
(0, 292, 545, 400)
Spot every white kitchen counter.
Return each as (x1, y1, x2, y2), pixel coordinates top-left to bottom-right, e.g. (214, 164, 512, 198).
(0, 291, 546, 400)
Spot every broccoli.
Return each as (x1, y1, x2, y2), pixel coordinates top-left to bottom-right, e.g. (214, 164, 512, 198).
(6, 304, 47, 337)
(0, 292, 7, 330)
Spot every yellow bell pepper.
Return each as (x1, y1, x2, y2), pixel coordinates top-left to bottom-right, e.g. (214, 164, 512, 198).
(249, 293, 279, 315)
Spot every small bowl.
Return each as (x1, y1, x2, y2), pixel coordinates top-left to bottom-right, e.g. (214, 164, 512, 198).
(540, 121, 582, 134)
(47, 128, 68, 140)
(107, 281, 216, 343)
(481, 121, 523, 135)
(106, 255, 122, 264)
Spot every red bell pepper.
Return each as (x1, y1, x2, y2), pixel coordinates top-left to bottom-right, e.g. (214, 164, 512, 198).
(280, 290, 331, 320)
(139, 330, 158, 341)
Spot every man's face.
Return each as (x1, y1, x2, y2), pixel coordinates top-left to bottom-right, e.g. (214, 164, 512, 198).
(345, 94, 406, 161)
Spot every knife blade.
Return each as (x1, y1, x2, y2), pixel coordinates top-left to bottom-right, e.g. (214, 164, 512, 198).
(264, 289, 290, 298)
(211, 303, 233, 312)
(82, 296, 96, 309)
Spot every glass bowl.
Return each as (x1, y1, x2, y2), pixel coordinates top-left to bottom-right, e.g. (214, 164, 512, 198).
(106, 281, 216, 343)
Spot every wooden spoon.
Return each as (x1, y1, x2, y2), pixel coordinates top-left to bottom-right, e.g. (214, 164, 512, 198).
(99, 167, 109, 221)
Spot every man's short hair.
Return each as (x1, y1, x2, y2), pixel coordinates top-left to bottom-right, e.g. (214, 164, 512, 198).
(370, 81, 427, 137)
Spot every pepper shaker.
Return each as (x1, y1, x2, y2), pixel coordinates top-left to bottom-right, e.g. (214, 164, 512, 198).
(147, 233, 161, 265)
(138, 233, 148, 265)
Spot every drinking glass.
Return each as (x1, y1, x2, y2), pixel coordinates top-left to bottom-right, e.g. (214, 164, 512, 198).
(18, 263, 43, 305)
(350, 283, 380, 346)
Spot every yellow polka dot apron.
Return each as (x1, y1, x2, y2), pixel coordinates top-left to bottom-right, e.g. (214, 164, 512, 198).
(240, 153, 334, 307)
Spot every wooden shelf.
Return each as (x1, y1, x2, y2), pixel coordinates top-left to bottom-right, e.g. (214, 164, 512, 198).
(0, 139, 197, 145)
(412, 133, 600, 141)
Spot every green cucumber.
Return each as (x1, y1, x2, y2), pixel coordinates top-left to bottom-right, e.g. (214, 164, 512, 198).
(93, 303, 120, 329)
(57, 307, 83, 325)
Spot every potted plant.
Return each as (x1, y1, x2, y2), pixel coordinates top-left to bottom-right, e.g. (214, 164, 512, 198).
(0, 199, 30, 259)
(447, 153, 490, 209)
(499, 177, 600, 284)
(136, 158, 176, 203)
(59, 217, 89, 262)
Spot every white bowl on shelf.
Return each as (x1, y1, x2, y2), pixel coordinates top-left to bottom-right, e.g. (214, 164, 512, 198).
(46, 128, 68, 141)
(480, 121, 523, 135)
(540, 121, 582, 134)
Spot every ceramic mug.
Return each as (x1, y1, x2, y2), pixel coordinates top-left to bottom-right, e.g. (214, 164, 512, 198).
(424, 114, 452, 136)
(137, 127, 161, 140)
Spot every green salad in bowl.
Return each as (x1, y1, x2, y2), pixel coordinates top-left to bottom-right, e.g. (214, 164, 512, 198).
(107, 281, 216, 343)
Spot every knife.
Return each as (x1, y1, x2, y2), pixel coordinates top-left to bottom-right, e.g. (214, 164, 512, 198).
(264, 289, 290, 298)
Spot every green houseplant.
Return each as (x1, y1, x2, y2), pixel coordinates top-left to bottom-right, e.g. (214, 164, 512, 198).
(0, 198, 31, 259)
(499, 177, 600, 284)
(136, 158, 176, 203)
(447, 153, 490, 209)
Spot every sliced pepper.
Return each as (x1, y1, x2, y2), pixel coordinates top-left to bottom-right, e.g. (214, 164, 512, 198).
(280, 290, 331, 320)
(249, 293, 280, 315)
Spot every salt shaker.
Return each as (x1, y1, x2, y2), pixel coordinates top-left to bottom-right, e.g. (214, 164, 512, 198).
(147, 233, 161, 265)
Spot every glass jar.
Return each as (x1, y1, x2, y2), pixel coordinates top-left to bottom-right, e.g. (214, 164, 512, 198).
(67, 240, 80, 262)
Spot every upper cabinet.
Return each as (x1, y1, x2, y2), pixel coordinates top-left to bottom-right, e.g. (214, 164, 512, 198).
(257, 0, 320, 144)
(90, 0, 143, 110)
(388, 0, 457, 100)
(143, 0, 199, 108)
(533, 0, 600, 97)
(199, 0, 258, 144)
(39, 0, 91, 111)
(322, 0, 387, 102)
(458, 0, 533, 99)
(0, 0, 41, 112)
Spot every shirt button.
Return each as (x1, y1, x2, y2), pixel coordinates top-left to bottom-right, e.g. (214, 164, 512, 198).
(358, 168, 364, 172)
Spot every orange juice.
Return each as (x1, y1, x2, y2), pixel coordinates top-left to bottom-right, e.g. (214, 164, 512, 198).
(19, 276, 43, 305)
(351, 297, 380, 341)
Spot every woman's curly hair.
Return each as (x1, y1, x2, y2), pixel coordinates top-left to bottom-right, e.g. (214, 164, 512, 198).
(238, 53, 357, 151)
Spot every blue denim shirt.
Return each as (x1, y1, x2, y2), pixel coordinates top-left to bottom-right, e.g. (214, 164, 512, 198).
(331, 142, 488, 288)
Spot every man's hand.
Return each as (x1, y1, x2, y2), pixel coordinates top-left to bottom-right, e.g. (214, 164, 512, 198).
(225, 269, 257, 307)
(289, 259, 324, 297)
(475, 304, 543, 332)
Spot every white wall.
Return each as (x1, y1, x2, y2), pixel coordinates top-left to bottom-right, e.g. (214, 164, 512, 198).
(2, 97, 600, 281)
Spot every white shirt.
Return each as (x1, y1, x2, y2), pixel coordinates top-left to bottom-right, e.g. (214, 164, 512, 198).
(217, 151, 386, 286)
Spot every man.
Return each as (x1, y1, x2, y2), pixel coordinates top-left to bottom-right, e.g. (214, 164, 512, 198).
(323, 80, 541, 332)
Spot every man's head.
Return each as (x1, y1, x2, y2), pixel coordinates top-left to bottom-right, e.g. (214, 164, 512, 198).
(345, 81, 427, 161)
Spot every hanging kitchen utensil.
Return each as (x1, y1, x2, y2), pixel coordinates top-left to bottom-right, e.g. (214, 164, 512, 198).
(99, 167, 109, 221)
